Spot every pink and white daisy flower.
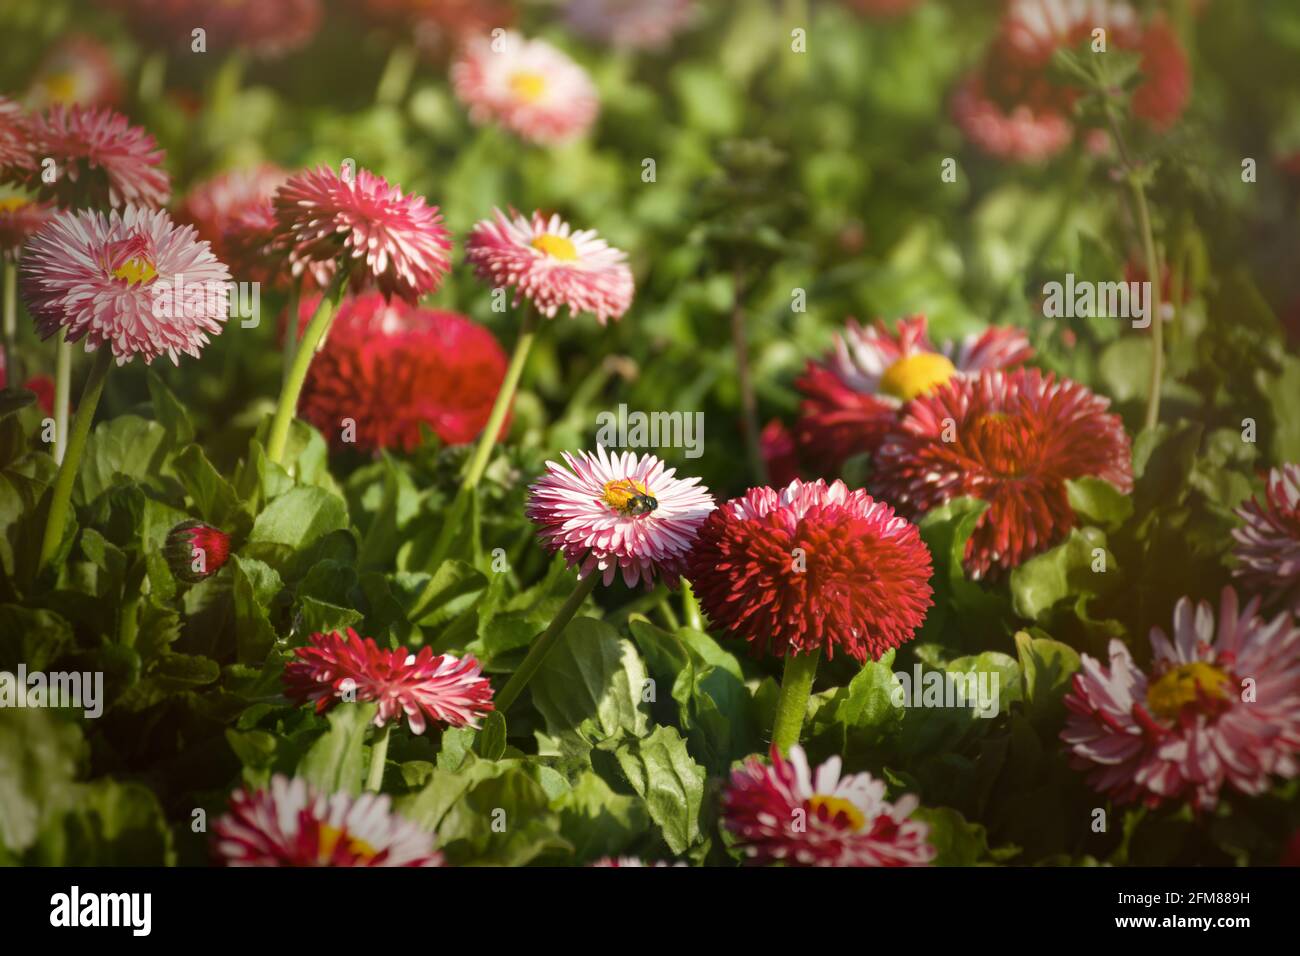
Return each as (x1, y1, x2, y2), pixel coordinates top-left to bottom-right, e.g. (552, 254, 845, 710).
(451, 31, 599, 145)
(466, 208, 633, 324)
(175, 164, 287, 267)
(526, 445, 714, 588)
(25, 34, 123, 110)
(723, 744, 936, 867)
(0, 97, 34, 173)
(214, 775, 442, 867)
(273, 164, 452, 302)
(20, 205, 231, 365)
(589, 856, 685, 867)
(1233, 464, 1300, 616)
(283, 628, 495, 734)
(1062, 586, 1300, 811)
(796, 314, 1032, 473)
(20, 105, 169, 210)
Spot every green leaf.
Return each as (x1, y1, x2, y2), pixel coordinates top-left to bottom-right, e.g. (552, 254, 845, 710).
(1009, 528, 1112, 623)
(0, 605, 73, 672)
(436, 764, 571, 866)
(475, 711, 507, 761)
(530, 617, 650, 744)
(553, 770, 651, 861)
(0, 709, 84, 854)
(1066, 476, 1134, 531)
(246, 486, 350, 577)
(147, 371, 196, 449)
(912, 805, 1006, 866)
(75, 415, 168, 504)
(1014, 630, 1081, 726)
(611, 725, 705, 855)
(173, 444, 243, 529)
(231, 555, 282, 663)
(296, 702, 378, 797)
(32, 779, 173, 866)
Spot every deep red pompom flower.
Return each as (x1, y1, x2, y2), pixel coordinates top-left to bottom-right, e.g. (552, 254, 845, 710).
(685, 478, 933, 662)
(274, 165, 452, 302)
(18, 105, 170, 209)
(795, 315, 1032, 477)
(283, 628, 494, 734)
(293, 290, 509, 453)
(164, 519, 231, 583)
(214, 775, 442, 867)
(872, 368, 1133, 579)
(723, 744, 936, 867)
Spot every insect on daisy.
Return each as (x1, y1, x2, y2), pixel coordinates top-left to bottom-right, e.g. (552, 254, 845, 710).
(492, 448, 714, 713)
(686, 478, 932, 752)
(1232, 464, 1300, 616)
(872, 367, 1133, 580)
(214, 775, 442, 867)
(795, 314, 1032, 475)
(1062, 587, 1300, 811)
(723, 745, 936, 867)
(451, 30, 599, 146)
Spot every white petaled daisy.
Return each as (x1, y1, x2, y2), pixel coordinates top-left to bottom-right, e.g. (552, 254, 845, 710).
(213, 775, 442, 867)
(20, 205, 231, 365)
(723, 745, 936, 867)
(451, 30, 599, 145)
(466, 208, 634, 324)
(525, 445, 714, 588)
(1232, 464, 1300, 615)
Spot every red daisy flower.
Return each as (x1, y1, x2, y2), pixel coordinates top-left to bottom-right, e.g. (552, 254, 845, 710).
(221, 198, 293, 291)
(108, 0, 322, 60)
(164, 519, 231, 583)
(214, 775, 442, 867)
(293, 290, 509, 453)
(795, 314, 1032, 476)
(273, 165, 452, 302)
(18, 105, 169, 210)
(760, 418, 801, 487)
(0, 196, 53, 260)
(175, 164, 287, 277)
(872, 368, 1133, 580)
(723, 744, 936, 867)
(685, 478, 933, 662)
(0, 97, 33, 174)
(283, 628, 495, 734)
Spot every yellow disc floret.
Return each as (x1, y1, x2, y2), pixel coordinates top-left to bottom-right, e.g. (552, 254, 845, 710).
(1146, 661, 1230, 721)
(808, 794, 866, 831)
(531, 233, 578, 261)
(879, 352, 957, 402)
(509, 72, 548, 103)
(317, 824, 378, 863)
(602, 477, 651, 514)
(112, 256, 158, 286)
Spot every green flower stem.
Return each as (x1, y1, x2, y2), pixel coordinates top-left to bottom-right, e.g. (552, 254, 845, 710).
(366, 723, 391, 792)
(53, 332, 72, 464)
(137, 50, 166, 105)
(266, 272, 346, 467)
(461, 306, 537, 491)
(39, 347, 113, 573)
(494, 572, 600, 714)
(2, 261, 15, 383)
(730, 270, 766, 485)
(771, 652, 819, 755)
(282, 278, 300, 387)
(375, 43, 417, 107)
(1129, 175, 1164, 432)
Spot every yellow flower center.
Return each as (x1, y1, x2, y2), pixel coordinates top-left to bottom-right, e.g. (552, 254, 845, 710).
(879, 352, 957, 402)
(602, 477, 651, 513)
(0, 197, 29, 214)
(531, 234, 578, 261)
(41, 72, 78, 103)
(808, 794, 866, 831)
(1146, 661, 1230, 721)
(509, 72, 548, 103)
(317, 823, 378, 863)
(112, 256, 157, 286)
